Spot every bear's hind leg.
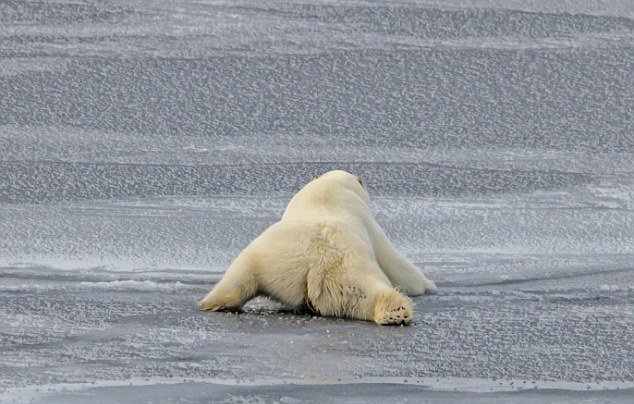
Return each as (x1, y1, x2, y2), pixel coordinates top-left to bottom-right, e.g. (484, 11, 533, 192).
(307, 256, 414, 325)
(309, 277, 414, 325)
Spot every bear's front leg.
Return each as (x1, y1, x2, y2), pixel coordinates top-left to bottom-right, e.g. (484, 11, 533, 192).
(198, 258, 258, 312)
(197, 286, 246, 312)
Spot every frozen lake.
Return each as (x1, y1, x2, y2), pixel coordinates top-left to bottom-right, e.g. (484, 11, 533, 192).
(1, 0, 633, 402)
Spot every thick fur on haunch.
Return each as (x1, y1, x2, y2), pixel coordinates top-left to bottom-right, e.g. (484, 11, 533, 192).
(198, 170, 436, 325)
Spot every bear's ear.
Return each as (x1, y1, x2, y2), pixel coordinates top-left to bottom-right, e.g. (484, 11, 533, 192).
(356, 176, 364, 187)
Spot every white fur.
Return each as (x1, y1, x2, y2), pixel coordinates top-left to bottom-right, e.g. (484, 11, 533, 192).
(198, 170, 436, 325)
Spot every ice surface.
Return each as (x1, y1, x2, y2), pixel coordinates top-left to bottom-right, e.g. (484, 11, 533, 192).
(0, 0, 633, 402)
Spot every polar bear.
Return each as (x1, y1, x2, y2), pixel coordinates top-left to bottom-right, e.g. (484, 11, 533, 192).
(198, 170, 436, 325)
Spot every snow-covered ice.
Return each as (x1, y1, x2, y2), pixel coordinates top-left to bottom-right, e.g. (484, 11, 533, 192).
(0, 0, 632, 402)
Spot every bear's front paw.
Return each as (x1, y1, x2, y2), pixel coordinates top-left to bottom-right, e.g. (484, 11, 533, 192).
(197, 296, 242, 312)
(197, 299, 220, 311)
(373, 289, 413, 326)
(423, 279, 437, 294)
(197, 300, 242, 313)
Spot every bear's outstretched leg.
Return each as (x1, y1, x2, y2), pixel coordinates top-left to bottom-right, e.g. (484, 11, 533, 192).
(369, 220, 437, 296)
(197, 255, 258, 312)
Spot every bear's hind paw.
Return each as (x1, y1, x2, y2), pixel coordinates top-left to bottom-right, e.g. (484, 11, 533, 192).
(373, 289, 413, 326)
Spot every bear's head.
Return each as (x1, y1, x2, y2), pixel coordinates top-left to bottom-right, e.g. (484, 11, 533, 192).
(314, 170, 371, 207)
